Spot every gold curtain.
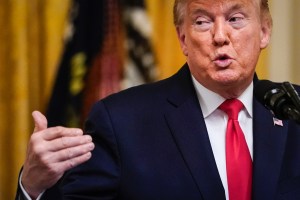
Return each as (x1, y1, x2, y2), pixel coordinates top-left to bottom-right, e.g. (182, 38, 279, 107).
(256, 49, 269, 79)
(146, 0, 186, 79)
(146, 0, 268, 79)
(0, 0, 71, 199)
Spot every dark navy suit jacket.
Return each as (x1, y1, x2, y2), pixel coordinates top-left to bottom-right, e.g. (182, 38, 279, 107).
(17, 64, 300, 199)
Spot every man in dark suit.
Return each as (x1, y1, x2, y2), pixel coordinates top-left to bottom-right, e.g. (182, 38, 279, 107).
(17, 0, 300, 199)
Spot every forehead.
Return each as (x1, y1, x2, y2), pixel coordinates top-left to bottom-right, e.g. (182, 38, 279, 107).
(185, 0, 260, 14)
(185, 0, 259, 6)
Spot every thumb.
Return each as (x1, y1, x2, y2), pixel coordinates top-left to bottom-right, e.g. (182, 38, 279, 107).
(32, 111, 48, 133)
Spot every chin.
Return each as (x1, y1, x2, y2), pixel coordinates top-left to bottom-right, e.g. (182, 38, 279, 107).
(213, 76, 240, 86)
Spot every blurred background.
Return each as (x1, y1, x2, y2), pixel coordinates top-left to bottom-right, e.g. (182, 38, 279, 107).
(0, 0, 299, 199)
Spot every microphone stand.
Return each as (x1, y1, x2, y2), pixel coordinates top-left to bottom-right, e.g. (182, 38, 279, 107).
(281, 82, 300, 124)
(282, 105, 300, 124)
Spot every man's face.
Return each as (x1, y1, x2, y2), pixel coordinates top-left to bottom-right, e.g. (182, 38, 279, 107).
(176, 0, 271, 98)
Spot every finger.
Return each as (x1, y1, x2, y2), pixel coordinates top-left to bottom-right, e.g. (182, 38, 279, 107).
(50, 142, 94, 163)
(48, 135, 93, 151)
(42, 127, 83, 141)
(32, 111, 48, 133)
(55, 152, 93, 172)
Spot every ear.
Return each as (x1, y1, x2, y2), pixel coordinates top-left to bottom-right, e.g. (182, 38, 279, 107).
(176, 25, 188, 56)
(260, 15, 272, 49)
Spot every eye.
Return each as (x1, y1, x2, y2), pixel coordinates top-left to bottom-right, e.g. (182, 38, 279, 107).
(196, 19, 209, 25)
(194, 17, 211, 31)
(229, 16, 243, 23)
(228, 14, 247, 28)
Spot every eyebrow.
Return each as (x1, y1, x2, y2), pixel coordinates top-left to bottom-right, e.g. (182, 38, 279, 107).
(189, 3, 247, 19)
(226, 4, 247, 15)
(190, 8, 213, 19)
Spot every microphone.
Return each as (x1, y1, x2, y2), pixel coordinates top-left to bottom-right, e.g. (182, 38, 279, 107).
(254, 80, 300, 124)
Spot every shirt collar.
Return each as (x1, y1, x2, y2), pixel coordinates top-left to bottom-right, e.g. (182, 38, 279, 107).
(191, 75, 253, 118)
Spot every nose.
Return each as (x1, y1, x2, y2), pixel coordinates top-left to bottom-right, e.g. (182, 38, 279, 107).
(212, 19, 229, 46)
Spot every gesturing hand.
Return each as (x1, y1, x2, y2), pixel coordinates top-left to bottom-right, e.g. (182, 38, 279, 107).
(21, 111, 95, 199)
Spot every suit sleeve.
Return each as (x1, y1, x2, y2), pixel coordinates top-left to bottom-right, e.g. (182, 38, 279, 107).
(15, 169, 28, 200)
(15, 170, 45, 200)
(61, 100, 121, 199)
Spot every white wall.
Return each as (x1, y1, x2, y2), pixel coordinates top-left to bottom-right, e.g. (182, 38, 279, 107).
(269, 0, 300, 84)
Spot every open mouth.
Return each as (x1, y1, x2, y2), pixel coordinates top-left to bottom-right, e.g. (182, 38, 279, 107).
(214, 54, 232, 67)
(216, 54, 231, 61)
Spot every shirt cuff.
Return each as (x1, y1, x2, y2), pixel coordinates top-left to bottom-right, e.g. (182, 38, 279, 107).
(19, 171, 45, 200)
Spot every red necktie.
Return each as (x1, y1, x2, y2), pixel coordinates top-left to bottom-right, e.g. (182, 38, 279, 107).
(219, 99, 252, 200)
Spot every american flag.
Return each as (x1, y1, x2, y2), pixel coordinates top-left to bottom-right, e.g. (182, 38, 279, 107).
(273, 117, 283, 127)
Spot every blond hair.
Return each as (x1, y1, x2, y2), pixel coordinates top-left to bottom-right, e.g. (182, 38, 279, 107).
(173, 0, 271, 26)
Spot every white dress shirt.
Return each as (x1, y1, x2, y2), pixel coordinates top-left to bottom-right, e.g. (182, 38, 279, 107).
(191, 76, 253, 200)
(19, 172, 44, 200)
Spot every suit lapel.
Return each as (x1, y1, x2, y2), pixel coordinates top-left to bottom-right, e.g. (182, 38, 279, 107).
(164, 66, 290, 200)
(164, 65, 226, 200)
(252, 97, 288, 200)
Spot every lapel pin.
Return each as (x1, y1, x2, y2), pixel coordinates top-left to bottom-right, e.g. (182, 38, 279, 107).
(273, 117, 283, 127)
